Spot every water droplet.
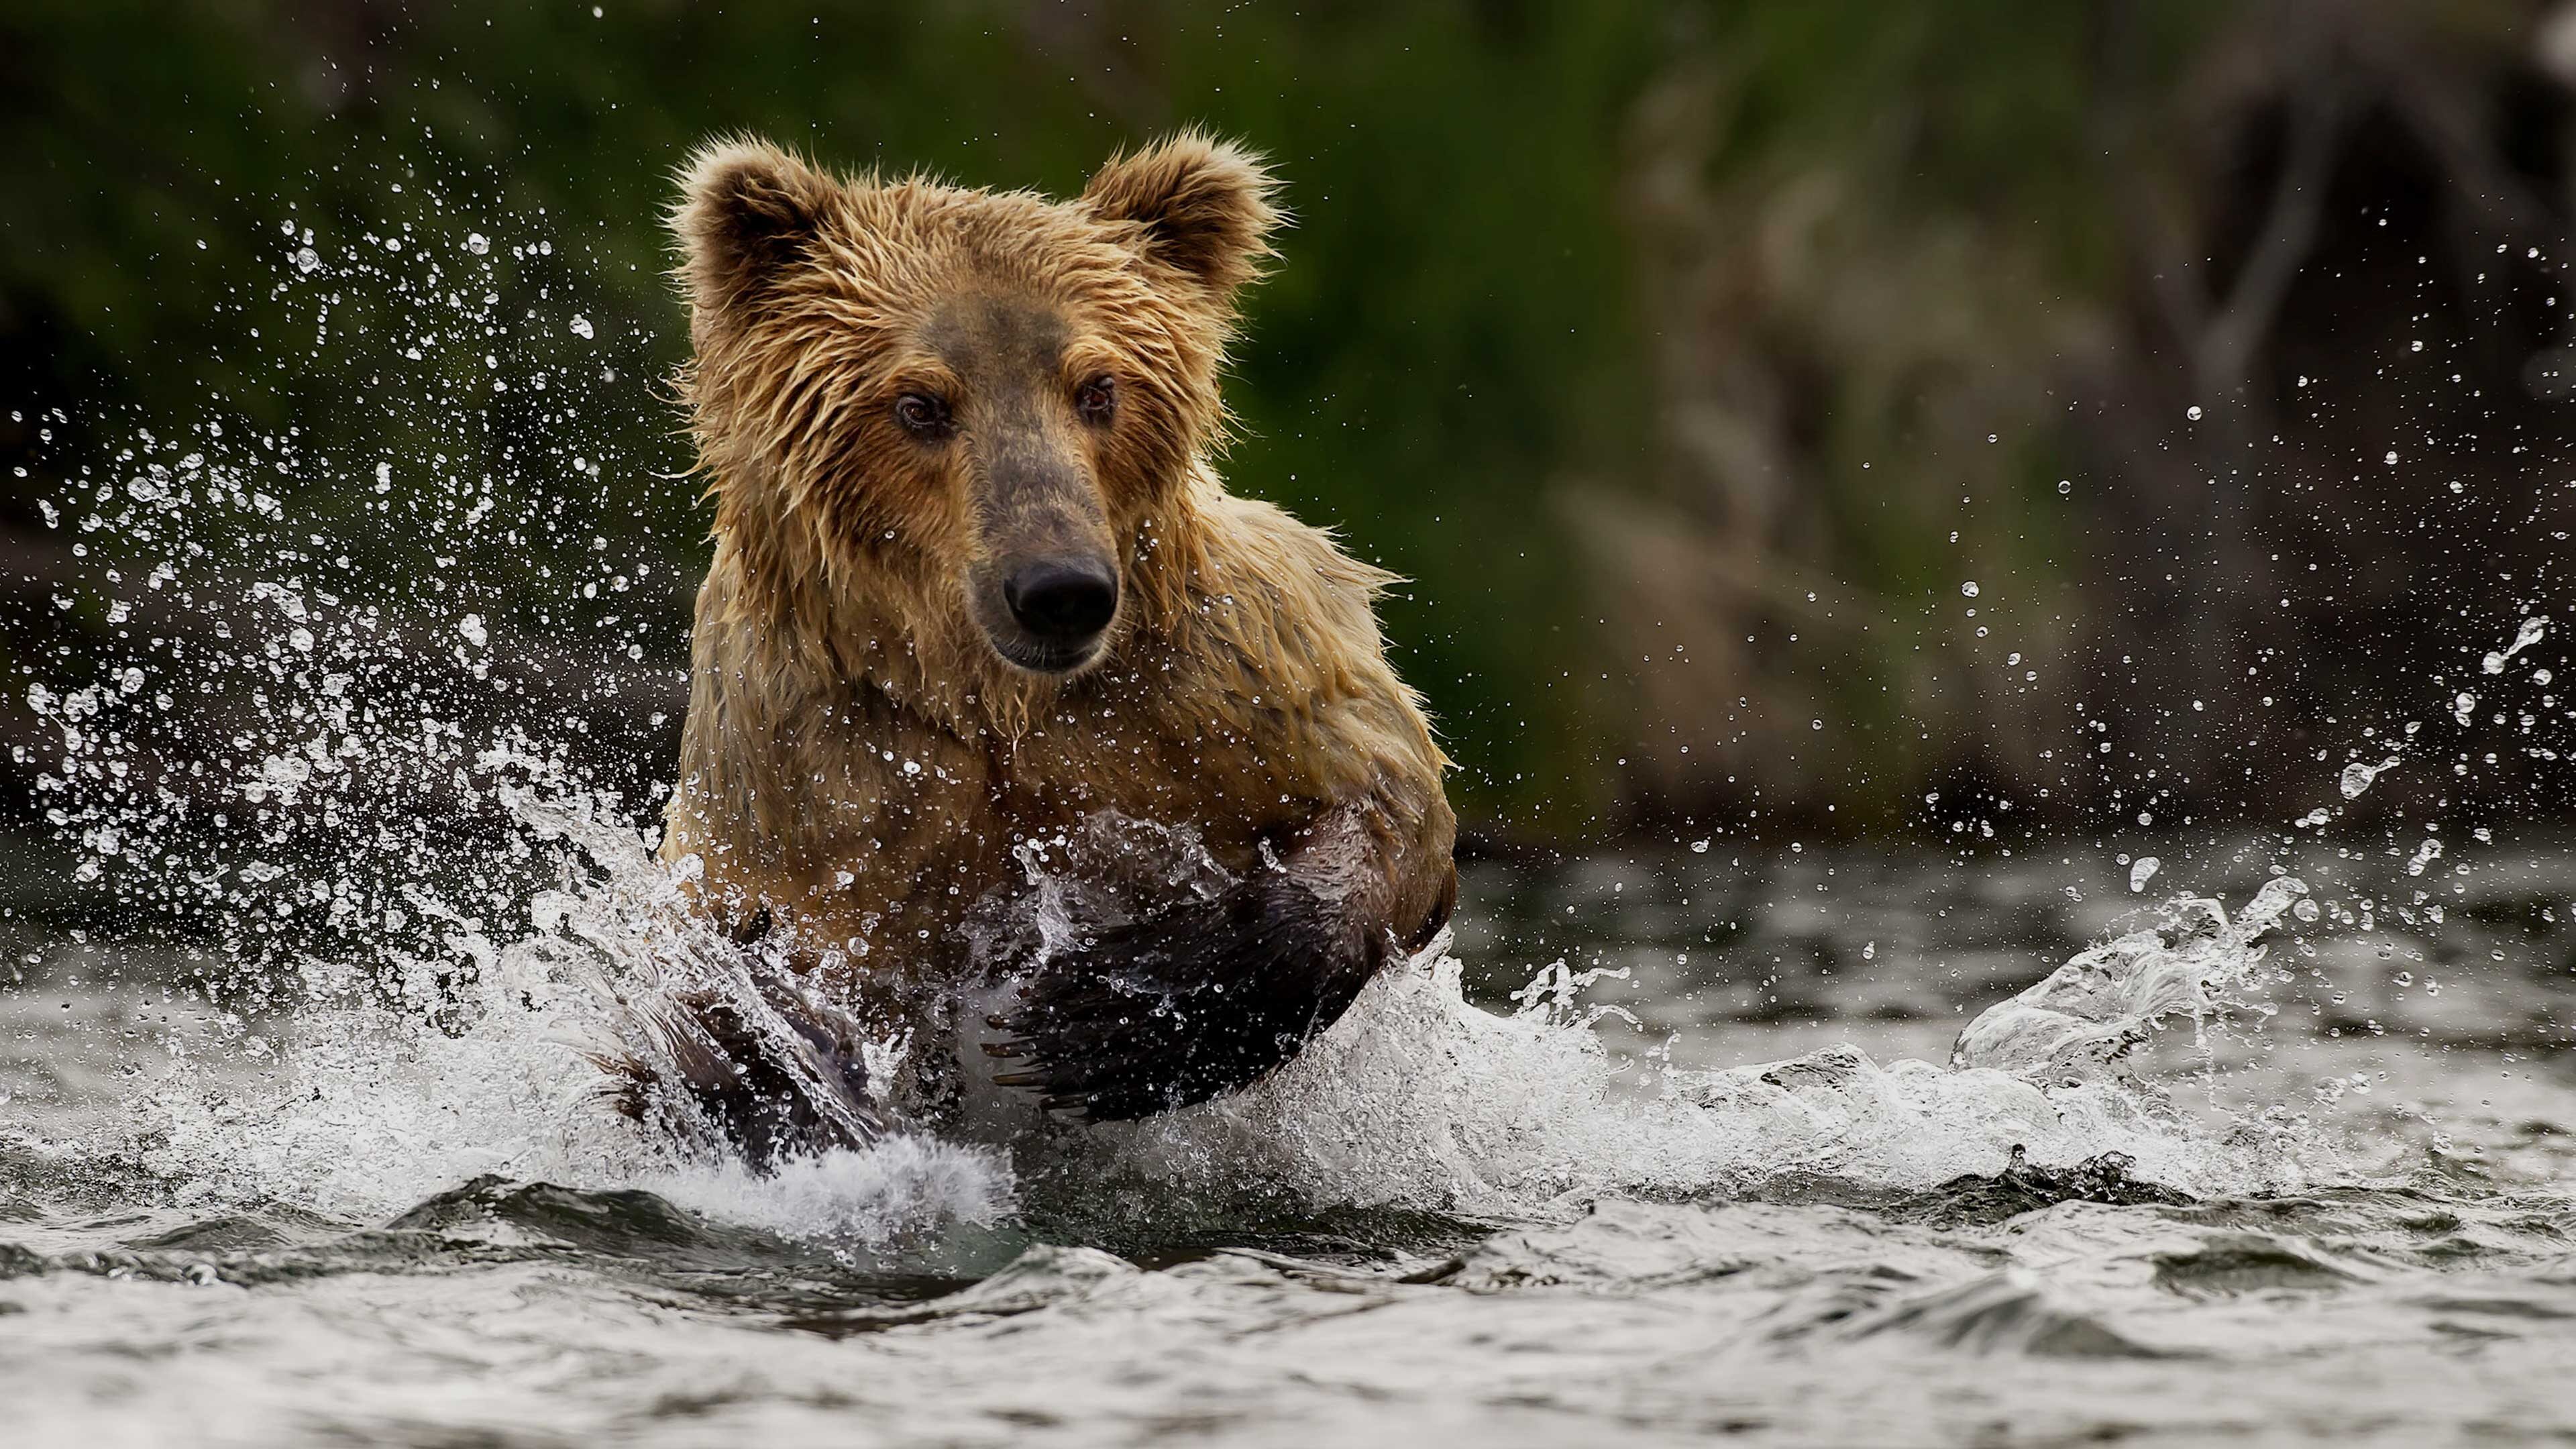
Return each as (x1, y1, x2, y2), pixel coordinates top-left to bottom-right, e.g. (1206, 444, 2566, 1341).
(2129, 857, 2161, 892)
(569, 315, 594, 340)
(292, 246, 321, 274)
(1960, 581, 1980, 598)
(2186, 405, 2203, 420)
(2339, 757, 2398, 799)
(2482, 615, 2548, 674)
(2406, 838, 2445, 876)
(458, 614, 487, 648)
(464, 232, 490, 256)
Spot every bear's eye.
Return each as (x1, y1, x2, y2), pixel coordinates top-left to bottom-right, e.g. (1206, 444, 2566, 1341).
(1075, 374, 1117, 425)
(894, 393, 952, 439)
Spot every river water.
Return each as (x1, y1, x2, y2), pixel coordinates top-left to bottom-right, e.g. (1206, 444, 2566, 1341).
(6, 822, 2576, 1447)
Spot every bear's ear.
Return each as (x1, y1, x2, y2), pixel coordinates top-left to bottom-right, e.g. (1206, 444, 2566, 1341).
(672, 137, 840, 326)
(1081, 132, 1283, 299)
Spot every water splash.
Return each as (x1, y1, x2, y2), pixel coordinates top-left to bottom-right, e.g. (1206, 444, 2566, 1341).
(1950, 877, 2308, 1090)
(127, 755, 1012, 1247)
(91, 752, 2326, 1242)
(1077, 943, 2310, 1215)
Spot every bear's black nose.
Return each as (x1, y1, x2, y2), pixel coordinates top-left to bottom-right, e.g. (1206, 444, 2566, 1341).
(1004, 559, 1118, 643)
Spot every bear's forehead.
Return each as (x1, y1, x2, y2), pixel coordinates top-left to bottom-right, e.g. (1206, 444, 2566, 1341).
(843, 186, 1122, 278)
(820, 186, 1150, 303)
(919, 290, 1070, 379)
(783, 184, 1185, 379)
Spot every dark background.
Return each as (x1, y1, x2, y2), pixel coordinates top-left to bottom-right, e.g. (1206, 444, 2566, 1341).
(7, 0, 2576, 871)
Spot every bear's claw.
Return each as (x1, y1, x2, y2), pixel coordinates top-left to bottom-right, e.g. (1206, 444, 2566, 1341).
(983, 867, 1385, 1120)
(603, 955, 884, 1169)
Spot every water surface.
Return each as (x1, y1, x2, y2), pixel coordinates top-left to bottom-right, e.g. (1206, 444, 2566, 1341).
(6, 839, 2573, 1447)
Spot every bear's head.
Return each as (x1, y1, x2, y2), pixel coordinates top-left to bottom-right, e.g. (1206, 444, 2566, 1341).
(673, 132, 1281, 684)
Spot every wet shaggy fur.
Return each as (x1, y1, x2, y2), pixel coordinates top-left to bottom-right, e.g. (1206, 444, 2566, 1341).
(635, 131, 1457, 1160)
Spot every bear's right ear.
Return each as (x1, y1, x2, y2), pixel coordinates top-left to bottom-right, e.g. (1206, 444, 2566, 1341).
(672, 137, 839, 327)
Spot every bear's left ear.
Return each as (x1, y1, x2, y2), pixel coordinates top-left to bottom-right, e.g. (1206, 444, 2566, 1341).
(1082, 133, 1283, 299)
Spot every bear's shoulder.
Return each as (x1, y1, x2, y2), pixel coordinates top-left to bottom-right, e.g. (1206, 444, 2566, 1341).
(1193, 491, 1397, 618)
(1137, 488, 1409, 718)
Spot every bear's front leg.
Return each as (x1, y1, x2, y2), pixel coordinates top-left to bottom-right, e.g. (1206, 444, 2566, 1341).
(982, 800, 1452, 1119)
(601, 941, 885, 1167)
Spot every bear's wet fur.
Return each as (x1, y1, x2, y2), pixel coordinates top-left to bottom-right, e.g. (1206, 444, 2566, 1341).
(625, 132, 1456, 1163)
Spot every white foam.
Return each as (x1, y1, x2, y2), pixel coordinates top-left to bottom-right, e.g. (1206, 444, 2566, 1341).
(135, 765, 1012, 1247)
(1083, 930, 2322, 1220)
(115, 750, 2355, 1245)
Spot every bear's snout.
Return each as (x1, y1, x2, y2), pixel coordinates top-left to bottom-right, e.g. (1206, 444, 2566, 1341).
(973, 552, 1120, 673)
(1004, 559, 1118, 645)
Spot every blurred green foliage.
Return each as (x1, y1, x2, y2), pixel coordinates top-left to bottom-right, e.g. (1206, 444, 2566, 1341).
(5, 1, 2569, 845)
(0, 0, 1668, 830)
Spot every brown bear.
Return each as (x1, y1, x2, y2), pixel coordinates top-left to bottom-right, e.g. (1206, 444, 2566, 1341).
(630, 131, 1456, 1161)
